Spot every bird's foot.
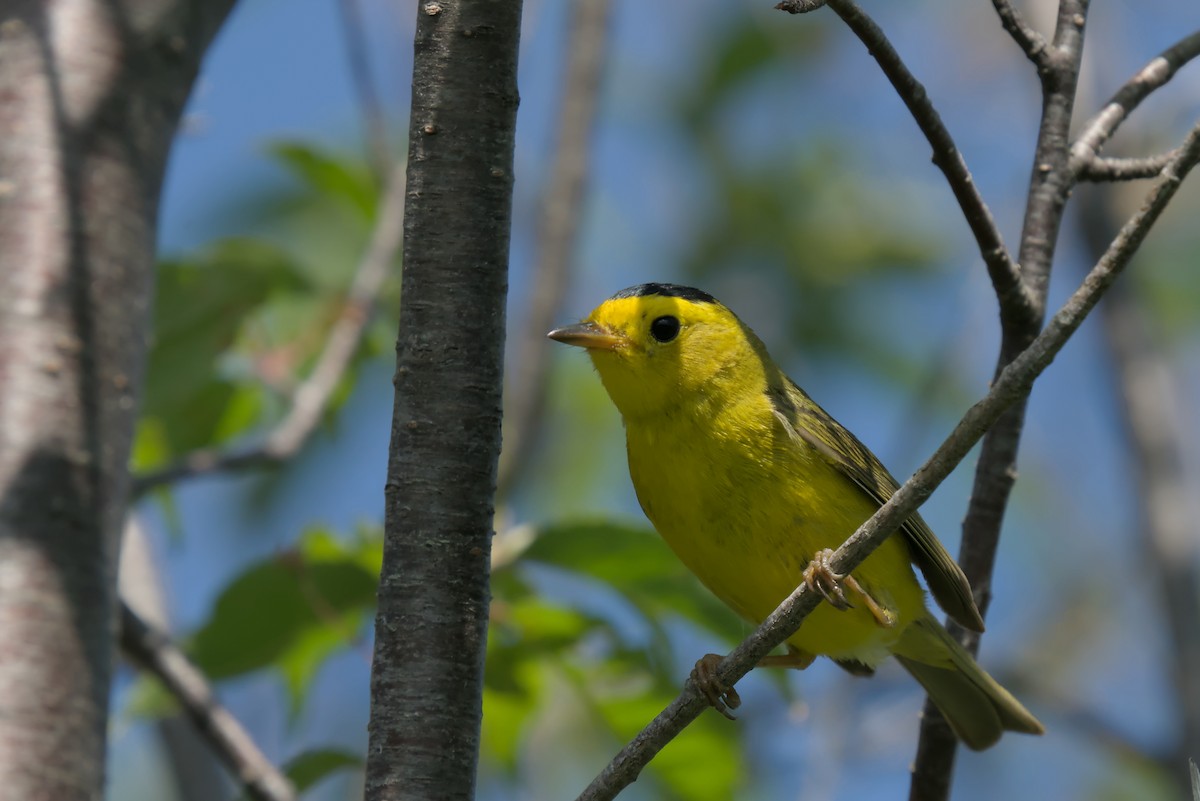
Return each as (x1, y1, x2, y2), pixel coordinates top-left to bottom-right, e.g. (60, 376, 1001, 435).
(690, 653, 741, 720)
(802, 549, 853, 610)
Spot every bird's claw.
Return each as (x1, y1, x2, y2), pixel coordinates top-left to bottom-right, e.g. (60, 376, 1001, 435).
(803, 548, 854, 610)
(691, 653, 741, 720)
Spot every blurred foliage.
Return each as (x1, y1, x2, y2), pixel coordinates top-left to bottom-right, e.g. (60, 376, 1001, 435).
(128, 519, 752, 797)
(188, 527, 380, 712)
(133, 142, 397, 474)
(281, 749, 364, 796)
(672, 18, 955, 415)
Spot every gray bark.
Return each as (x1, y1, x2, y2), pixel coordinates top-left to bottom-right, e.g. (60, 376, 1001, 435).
(364, 0, 523, 799)
(0, 2, 234, 798)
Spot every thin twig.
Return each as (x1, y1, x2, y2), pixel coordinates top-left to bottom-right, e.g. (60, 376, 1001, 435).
(575, 122, 1200, 801)
(817, 0, 1035, 326)
(337, 0, 392, 177)
(911, 4, 1093, 795)
(118, 602, 296, 801)
(1078, 149, 1182, 182)
(775, 0, 827, 13)
(990, 0, 1050, 70)
(1070, 30, 1200, 178)
(495, 0, 612, 500)
(132, 164, 407, 496)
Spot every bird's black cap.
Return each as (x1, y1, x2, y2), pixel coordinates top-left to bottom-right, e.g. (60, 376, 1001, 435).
(608, 283, 717, 304)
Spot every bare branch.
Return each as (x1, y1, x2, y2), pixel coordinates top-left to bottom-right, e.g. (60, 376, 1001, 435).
(990, 0, 1051, 70)
(132, 164, 407, 496)
(815, 0, 1035, 326)
(1070, 30, 1200, 177)
(118, 603, 296, 801)
(577, 125, 1200, 801)
(495, 0, 612, 499)
(775, 0, 827, 13)
(1078, 149, 1182, 182)
(911, 3, 1094, 792)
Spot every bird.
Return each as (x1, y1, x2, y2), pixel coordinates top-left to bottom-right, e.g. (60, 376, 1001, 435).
(547, 282, 1043, 750)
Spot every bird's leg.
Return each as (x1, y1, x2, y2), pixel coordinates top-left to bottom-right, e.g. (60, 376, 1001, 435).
(802, 548, 853, 610)
(841, 575, 897, 629)
(691, 654, 741, 720)
(758, 647, 816, 670)
(803, 549, 896, 628)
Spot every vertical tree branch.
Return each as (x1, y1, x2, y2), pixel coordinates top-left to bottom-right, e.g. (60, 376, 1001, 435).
(0, 3, 233, 798)
(364, 1, 523, 799)
(911, 3, 1093, 797)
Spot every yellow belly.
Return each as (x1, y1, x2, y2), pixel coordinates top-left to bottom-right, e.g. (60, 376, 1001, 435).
(626, 413, 927, 666)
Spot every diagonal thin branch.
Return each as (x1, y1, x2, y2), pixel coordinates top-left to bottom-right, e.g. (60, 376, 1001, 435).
(774, 0, 828, 13)
(132, 164, 407, 497)
(576, 122, 1200, 801)
(1070, 30, 1200, 177)
(119, 602, 296, 801)
(495, 0, 612, 500)
(1078, 149, 1182, 182)
(990, 0, 1051, 70)
(812, 0, 1033, 324)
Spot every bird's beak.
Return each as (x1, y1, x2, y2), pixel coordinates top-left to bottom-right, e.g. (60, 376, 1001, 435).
(546, 321, 626, 351)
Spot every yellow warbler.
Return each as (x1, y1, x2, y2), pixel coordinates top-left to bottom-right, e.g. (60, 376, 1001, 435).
(548, 282, 1042, 750)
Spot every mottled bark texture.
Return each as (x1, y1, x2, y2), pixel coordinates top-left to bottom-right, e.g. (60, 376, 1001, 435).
(365, 1, 522, 800)
(0, 2, 234, 798)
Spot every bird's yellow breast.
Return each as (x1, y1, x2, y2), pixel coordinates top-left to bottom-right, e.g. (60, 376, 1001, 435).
(624, 391, 926, 665)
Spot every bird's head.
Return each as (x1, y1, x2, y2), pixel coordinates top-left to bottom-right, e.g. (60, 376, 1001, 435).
(548, 283, 771, 422)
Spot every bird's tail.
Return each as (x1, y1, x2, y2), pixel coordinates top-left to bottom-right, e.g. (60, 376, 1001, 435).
(891, 614, 1044, 751)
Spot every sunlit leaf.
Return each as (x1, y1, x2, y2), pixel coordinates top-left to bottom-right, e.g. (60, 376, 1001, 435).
(269, 142, 378, 220)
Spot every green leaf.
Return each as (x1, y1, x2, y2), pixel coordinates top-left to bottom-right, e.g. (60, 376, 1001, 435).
(282, 748, 362, 794)
(521, 520, 746, 645)
(555, 659, 743, 801)
(269, 142, 377, 220)
(140, 239, 309, 460)
(482, 590, 619, 770)
(595, 689, 742, 800)
(122, 674, 181, 720)
(188, 528, 379, 710)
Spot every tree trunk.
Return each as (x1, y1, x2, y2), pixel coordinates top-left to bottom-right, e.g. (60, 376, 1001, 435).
(0, 3, 234, 798)
(365, 1, 523, 798)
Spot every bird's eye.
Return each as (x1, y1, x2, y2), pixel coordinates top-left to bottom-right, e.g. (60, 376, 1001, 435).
(649, 315, 681, 343)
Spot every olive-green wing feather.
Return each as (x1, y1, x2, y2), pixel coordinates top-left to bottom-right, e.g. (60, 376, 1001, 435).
(769, 379, 985, 633)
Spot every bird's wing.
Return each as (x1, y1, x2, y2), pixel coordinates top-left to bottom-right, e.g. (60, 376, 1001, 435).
(770, 379, 985, 633)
